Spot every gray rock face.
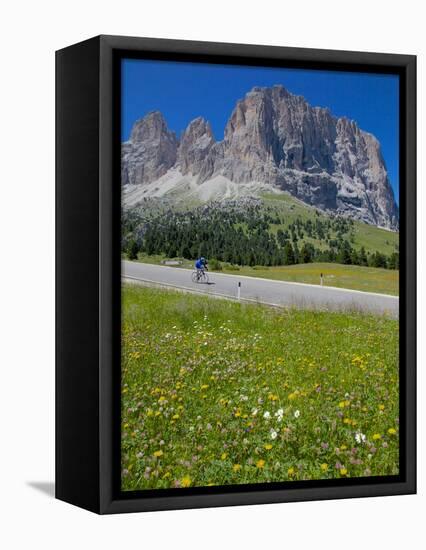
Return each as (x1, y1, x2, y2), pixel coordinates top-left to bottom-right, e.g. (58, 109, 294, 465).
(177, 117, 215, 175)
(121, 111, 178, 185)
(122, 87, 399, 229)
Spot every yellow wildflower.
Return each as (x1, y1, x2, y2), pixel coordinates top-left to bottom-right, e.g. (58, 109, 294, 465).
(256, 459, 265, 469)
(181, 476, 191, 487)
(232, 464, 242, 472)
(221, 452, 228, 460)
(172, 414, 179, 420)
(388, 428, 397, 435)
(153, 450, 163, 458)
(288, 467, 295, 476)
(372, 433, 381, 440)
(379, 404, 385, 411)
(340, 468, 348, 476)
(264, 444, 273, 450)
(320, 463, 328, 471)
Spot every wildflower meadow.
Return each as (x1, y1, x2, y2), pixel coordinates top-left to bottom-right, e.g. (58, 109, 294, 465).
(121, 284, 399, 491)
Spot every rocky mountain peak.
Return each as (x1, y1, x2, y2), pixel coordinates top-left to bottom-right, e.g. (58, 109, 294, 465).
(122, 86, 399, 230)
(122, 111, 178, 185)
(178, 117, 216, 176)
(130, 111, 170, 142)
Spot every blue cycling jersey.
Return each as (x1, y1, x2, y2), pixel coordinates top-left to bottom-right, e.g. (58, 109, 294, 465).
(195, 259, 203, 269)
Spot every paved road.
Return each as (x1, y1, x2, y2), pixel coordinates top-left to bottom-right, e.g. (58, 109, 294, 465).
(122, 261, 399, 318)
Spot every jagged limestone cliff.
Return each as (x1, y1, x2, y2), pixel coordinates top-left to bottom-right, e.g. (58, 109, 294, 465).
(122, 85, 399, 230)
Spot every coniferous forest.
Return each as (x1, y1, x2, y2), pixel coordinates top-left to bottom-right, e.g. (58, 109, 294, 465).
(122, 198, 399, 270)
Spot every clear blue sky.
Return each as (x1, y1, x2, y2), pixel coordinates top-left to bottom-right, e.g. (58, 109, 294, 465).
(122, 59, 399, 201)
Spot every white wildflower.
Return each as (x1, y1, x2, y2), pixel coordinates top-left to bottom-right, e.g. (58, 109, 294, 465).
(355, 431, 366, 444)
(263, 411, 271, 419)
(270, 429, 278, 440)
(275, 408, 284, 422)
(294, 410, 300, 418)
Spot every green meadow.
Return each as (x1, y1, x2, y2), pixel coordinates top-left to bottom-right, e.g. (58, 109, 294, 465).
(121, 284, 399, 491)
(261, 192, 399, 256)
(220, 262, 399, 296)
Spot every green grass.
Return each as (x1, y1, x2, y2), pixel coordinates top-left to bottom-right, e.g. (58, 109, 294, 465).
(352, 221, 399, 255)
(121, 284, 399, 491)
(221, 262, 399, 296)
(262, 192, 399, 255)
(262, 191, 322, 223)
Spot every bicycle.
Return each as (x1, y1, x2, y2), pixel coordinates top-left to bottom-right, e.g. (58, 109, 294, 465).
(191, 269, 209, 284)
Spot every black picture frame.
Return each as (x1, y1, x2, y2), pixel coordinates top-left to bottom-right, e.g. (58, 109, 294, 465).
(56, 35, 416, 514)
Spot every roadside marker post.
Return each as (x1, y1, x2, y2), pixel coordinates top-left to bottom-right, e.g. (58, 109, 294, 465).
(320, 273, 323, 286)
(237, 281, 241, 300)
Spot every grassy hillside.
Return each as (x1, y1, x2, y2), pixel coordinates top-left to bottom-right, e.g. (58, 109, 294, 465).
(123, 192, 399, 272)
(121, 284, 399, 491)
(261, 192, 399, 256)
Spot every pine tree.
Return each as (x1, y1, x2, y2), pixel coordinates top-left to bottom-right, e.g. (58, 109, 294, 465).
(293, 243, 300, 264)
(300, 243, 313, 263)
(388, 252, 399, 270)
(127, 239, 139, 260)
(283, 242, 295, 265)
(370, 251, 388, 268)
(359, 246, 368, 266)
(337, 240, 352, 265)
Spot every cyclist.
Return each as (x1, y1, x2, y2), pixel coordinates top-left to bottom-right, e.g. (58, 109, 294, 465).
(195, 256, 208, 277)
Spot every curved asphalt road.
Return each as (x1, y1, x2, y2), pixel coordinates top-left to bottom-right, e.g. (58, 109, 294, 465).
(122, 261, 398, 318)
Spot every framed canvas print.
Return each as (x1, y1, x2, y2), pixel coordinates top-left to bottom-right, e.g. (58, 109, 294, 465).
(56, 35, 416, 514)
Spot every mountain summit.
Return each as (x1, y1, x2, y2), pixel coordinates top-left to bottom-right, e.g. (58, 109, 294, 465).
(122, 85, 399, 230)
